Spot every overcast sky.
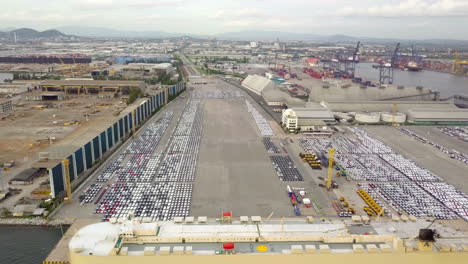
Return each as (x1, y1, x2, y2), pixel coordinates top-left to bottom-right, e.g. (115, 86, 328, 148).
(2, 0, 468, 39)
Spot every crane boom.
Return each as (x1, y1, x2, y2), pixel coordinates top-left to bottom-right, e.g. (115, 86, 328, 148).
(391, 42, 400, 68)
(353, 41, 361, 62)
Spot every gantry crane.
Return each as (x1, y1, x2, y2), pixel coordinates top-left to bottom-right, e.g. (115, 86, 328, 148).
(374, 42, 400, 84)
(344, 41, 361, 77)
(326, 148, 335, 190)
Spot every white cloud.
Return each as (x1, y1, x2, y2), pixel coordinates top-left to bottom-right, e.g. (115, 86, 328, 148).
(76, 0, 115, 10)
(336, 0, 468, 17)
(127, 0, 186, 8)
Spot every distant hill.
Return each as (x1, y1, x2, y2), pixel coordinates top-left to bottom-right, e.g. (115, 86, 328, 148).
(3, 27, 468, 47)
(0, 28, 76, 41)
(54, 26, 184, 39)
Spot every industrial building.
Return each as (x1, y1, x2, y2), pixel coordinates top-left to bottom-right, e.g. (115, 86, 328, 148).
(0, 83, 32, 95)
(321, 101, 458, 113)
(0, 98, 13, 116)
(305, 58, 319, 67)
(241, 75, 275, 96)
(22, 92, 66, 101)
(309, 82, 437, 102)
(282, 105, 335, 131)
(39, 80, 145, 95)
(122, 63, 174, 75)
(242, 74, 305, 107)
(407, 109, 468, 124)
(67, 219, 468, 264)
(0, 55, 91, 64)
(9, 168, 41, 185)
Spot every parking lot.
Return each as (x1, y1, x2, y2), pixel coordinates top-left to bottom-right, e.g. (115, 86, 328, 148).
(364, 126, 468, 194)
(191, 80, 293, 217)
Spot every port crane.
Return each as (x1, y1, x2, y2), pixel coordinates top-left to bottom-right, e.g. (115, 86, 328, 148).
(374, 42, 400, 84)
(344, 41, 361, 77)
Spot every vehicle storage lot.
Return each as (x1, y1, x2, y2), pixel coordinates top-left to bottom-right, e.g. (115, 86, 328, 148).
(55, 95, 188, 219)
(363, 126, 468, 193)
(191, 82, 293, 217)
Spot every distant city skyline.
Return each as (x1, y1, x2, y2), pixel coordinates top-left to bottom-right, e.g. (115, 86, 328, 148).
(1, 0, 468, 40)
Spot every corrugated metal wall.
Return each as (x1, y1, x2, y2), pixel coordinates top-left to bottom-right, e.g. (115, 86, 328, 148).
(67, 155, 75, 181)
(51, 164, 64, 195)
(107, 127, 113, 149)
(84, 142, 92, 169)
(92, 136, 100, 160)
(100, 132, 107, 153)
(48, 82, 185, 197)
(75, 149, 84, 175)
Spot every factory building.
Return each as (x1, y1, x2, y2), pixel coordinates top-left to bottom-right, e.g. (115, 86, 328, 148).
(242, 75, 305, 107)
(305, 58, 319, 67)
(67, 219, 468, 264)
(39, 80, 145, 95)
(0, 99, 13, 116)
(250, 41, 259, 48)
(23, 92, 66, 101)
(282, 104, 335, 132)
(321, 101, 458, 113)
(125, 63, 174, 75)
(241, 75, 275, 96)
(407, 109, 468, 125)
(310, 82, 436, 102)
(0, 83, 32, 95)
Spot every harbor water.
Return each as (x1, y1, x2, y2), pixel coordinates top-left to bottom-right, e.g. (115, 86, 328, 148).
(356, 63, 468, 97)
(0, 225, 66, 264)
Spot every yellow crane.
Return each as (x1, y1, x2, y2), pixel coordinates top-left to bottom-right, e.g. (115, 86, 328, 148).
(62, 159, 72, 203)
(392, 103, 398, 127)
(56, 55, 75, 77)
(453, 51, 468, 75)
(326, 148, 335, 190)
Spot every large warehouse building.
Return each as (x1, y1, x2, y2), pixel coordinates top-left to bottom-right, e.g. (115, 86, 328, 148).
(407, 109, 468, 125)
(282, 103, 335, 132)
(308, 82, 437, 102)
(40, 80, 145, 95)
(32, 82, 186, 198)
(241, 75, 275, 96)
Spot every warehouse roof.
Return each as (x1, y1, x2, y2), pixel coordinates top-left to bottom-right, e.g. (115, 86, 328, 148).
(40, 80, 144, 86)
(261, 88, 307, 107)
(241, 74, 275, 95)
(322, 101, 459, 113)
(407, 109, 468, 122)
(11, 168, 40, 182)
(293, 109, 335, 121)
(311, 83, 435, 102)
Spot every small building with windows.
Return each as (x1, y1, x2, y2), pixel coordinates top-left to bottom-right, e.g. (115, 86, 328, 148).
(282, 105, 335, 132)
(0, 98, 13, 116)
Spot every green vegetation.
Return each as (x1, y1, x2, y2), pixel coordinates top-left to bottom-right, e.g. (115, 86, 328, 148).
(145, 72, 178, 85)
(199, 56, 249, 64)
(196, 67, 226, 75)
(1, 208, 12, 217)
(127, 87, 144, 104)
(168, 89, 185, 102)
